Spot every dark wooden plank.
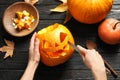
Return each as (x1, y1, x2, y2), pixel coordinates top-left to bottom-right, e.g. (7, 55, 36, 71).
(0, 49, 120, 70)
(0, 0, 60, 5)
(34, 69, 120, 80)
(113, 0, 120, 4)
(0, 70, 23, 80)
(1, 0, 120, 20)
(0, 5, 66, 20)
(0, 70, 120, 80)
(0, 0, 120, 5)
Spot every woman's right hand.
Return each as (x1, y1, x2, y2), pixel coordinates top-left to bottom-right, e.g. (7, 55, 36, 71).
(77, 45, 107, 80)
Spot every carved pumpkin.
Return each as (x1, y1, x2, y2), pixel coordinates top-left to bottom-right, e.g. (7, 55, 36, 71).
(67, 0, 113, 24)
(37, 23, 75, 66)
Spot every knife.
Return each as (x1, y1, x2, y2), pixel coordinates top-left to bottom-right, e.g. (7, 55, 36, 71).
(68, 41, 80, 53)
(68, 41, 118, 78)
(86, 40, 118, 78)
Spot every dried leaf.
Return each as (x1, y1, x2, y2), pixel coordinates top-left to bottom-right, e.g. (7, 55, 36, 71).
(60, 0, 67, 3)
(4, 39, 14, 47)
(64, 10, 72, 24)
(50, 0, 68, 12)
(50, 3, 68, 12)
(50, 0, 72, 23)
(0, 39, 15, 59)
(24, 0, 38, 5)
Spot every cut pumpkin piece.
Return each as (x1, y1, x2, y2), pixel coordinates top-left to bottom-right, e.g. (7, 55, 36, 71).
(36, 23, 75, 66)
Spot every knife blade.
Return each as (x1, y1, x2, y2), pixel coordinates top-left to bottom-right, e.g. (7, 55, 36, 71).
(68, 41, 80, 53)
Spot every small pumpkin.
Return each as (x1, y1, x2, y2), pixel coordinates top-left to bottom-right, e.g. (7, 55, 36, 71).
(36, 23, 75, 66)
(67, 0, 113, 24)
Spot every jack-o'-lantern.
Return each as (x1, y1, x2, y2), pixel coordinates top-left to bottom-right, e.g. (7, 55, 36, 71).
(36, 23, 75, 66)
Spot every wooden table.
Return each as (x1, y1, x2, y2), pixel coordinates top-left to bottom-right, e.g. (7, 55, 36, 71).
(0, 0, 120, 80)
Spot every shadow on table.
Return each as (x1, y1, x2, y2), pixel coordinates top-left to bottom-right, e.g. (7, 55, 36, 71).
(34, 62, 71, 80)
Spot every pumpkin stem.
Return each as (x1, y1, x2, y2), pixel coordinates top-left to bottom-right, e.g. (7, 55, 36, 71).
(113, 22, 120, 29)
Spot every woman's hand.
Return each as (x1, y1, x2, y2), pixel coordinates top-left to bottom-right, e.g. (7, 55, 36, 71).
(20, 32, 40, 80)
(77, 45, 107, 80)
(29, 32, 40, 64)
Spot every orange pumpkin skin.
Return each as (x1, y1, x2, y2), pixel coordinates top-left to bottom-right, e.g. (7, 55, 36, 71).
(36, 23, 75, 66)
(67, 0, 113, 24)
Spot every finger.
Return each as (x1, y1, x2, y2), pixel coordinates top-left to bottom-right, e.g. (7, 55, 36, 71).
(77, 45, 87, 56)
(30, 32, 36, 49)
(77, 45, 87, 53)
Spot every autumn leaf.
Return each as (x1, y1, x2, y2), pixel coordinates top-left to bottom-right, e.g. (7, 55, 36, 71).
(50, 0, 68, 12)
(59, 0, 67, 3)
(50, 0, 72, 23)
(64, 10, 72, 24)
(0, 39, 15, 59)
(24, 0, 38, 5)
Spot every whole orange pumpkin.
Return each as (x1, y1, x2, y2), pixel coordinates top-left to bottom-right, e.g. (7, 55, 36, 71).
(36, 23, 75, 66)
(67, 0, 113, 24)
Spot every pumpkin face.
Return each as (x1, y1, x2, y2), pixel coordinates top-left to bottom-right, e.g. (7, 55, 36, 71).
(37, 23, 74, 66)
(67, 0, 113, 24)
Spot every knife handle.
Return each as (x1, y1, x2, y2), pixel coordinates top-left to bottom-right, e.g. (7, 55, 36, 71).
(104, 59, 118, 78)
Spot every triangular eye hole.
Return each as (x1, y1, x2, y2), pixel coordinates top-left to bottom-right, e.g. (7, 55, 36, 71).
(60, 32, 67, 43)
